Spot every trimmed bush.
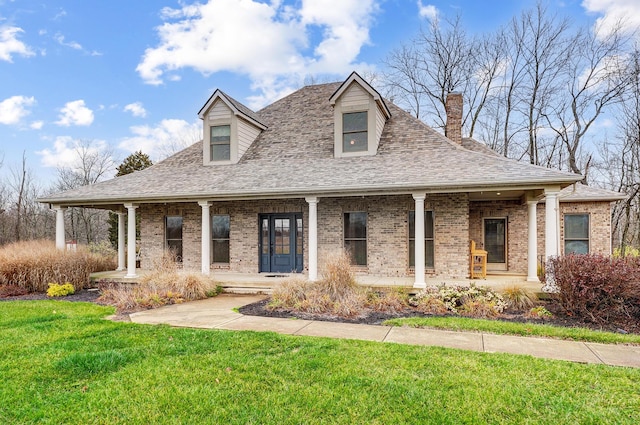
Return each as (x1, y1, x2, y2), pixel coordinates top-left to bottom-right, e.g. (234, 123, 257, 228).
(46, 283, 75, 297)
(0, 240, 116, 292)
(549, 254, 640, 323)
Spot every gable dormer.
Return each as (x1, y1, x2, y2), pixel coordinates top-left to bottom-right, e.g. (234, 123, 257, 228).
(330, 72, 391, 158)
(198, 90, 267, 165)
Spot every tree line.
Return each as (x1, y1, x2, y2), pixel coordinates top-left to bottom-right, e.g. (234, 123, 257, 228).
(0, 144, 152, 247)
(383, 2, 640, 252)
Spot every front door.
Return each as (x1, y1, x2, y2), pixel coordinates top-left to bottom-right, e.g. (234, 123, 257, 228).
(259, 213, 303, 273)
(484, 218, 507, 271)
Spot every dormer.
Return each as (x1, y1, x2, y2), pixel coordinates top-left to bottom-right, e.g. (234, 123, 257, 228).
(198, 90, 267, 165)
(330, 72, 391, 158)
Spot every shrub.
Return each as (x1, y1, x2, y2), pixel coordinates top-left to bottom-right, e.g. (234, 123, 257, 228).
(527, 306, 553, 319)
(549, 254, 640, 323)
(0, 240, 116, 292)
(459, 298, 502, 318)
(47, 283, 75, 297)
(501, 285, 538, 311)
(411, 284, 507, 317)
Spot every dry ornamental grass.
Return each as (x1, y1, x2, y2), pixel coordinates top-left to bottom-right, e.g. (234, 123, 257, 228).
(0, 240, 116, 292)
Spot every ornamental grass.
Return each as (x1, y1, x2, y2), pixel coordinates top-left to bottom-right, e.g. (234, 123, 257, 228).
(0, 239, 116, 292)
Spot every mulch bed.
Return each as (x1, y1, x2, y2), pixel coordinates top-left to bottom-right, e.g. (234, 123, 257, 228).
(239, 297, 640, 335)
(0, 288, 102, 303)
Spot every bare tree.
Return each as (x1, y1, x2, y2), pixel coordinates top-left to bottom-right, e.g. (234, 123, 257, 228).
(610, 48, 640, 252)
(544, 21, 632, 181)
(9, 152, 29, 241)
(55, 140, 116, 244)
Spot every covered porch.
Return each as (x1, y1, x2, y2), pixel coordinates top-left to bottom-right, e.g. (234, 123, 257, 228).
(91, 269, 542, 295)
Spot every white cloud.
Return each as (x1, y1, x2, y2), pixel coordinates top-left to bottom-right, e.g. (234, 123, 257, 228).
(123, 102, 147, 118)
(118, 119, 202, 160)
(417, 1, 438, 21)
(54, 33, 82, 50)
(56, 100, 94, 126)
(137, 0, 378, 107)
(36, 137, 110, 169)
(0, 95, 35, 125)
(54, 32, 102, 55)
(0, 26, 34, 62)
(582, 0, 640, 37)
(30, 120, 44, 130)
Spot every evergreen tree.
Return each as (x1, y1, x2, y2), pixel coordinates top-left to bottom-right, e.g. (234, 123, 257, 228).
(108, 151, 153, 248)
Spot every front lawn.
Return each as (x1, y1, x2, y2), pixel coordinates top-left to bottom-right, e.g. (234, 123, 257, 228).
(1, 301, 639, 424)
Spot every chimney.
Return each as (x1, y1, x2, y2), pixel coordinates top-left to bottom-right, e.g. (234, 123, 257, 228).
(445, 92, 463, 145)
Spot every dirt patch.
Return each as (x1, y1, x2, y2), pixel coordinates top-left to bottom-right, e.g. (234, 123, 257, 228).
(240, 297, 640, 335)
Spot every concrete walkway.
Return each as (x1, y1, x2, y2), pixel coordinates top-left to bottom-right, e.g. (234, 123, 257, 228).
(129, 294, 640, 369)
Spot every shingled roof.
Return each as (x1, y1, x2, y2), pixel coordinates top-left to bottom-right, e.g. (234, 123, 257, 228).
(40, 81, 584, 207)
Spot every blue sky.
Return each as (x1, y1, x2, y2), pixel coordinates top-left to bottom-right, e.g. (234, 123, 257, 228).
(0, 0, 636, 183)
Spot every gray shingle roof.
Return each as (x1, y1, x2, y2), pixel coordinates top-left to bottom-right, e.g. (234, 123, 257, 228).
(40, 81, 585, 207)
(558, 183, 627, 202)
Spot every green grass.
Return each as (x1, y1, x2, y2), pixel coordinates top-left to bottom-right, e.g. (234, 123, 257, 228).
(383, 316, 640, 345)
(1, 301, 639, 424)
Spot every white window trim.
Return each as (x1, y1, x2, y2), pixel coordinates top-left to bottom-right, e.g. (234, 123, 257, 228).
(334, 102, 378, 157)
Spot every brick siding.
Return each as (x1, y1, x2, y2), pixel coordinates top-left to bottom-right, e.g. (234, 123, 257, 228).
(137, 196, 612, 278)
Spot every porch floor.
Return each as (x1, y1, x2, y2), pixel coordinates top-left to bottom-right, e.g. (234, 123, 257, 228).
(91, 269, 542, 295)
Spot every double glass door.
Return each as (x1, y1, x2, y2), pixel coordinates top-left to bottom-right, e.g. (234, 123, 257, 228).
(259, 213, 303, 273)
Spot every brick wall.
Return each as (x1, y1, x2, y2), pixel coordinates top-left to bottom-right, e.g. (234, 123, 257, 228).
(560, 202, 611, 254)
(137, 196, 613, 278)
(469, 200, 528, 274)
(138, 193, 470, 278)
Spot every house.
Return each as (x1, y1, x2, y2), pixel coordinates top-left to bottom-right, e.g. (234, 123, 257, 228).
(39, 72, 625, 288)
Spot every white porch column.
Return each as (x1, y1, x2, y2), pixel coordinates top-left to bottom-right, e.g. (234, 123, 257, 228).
(544, 189, 560, 260)
(413, 193, 426, 289)
(53, 206, 66, 250)
(306, 197, 319, 282)
(124, 203, 138, 278)
(526, 200, 539, 282)
(116, 212, 126, 271)
(199, 201, 212, 276)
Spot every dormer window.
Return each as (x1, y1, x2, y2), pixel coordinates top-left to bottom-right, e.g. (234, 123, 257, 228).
(330, 72, 391, 158)
(198, 89, 267, 166)
(210, 125, 231, 161)
(343, 112, 368, 152)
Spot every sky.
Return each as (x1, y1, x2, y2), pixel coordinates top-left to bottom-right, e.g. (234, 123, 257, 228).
(0, 0, 638, 185)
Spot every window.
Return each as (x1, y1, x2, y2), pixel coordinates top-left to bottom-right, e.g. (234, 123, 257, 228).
(344, 212, 367, 265)
(210, 125, 230, 161)
(165, 216, 183, 262)
(409, 211, 435, 268)
(564, 214, 589, 254)
(212, 215, 230, 263)
(342, 112, 368, 152)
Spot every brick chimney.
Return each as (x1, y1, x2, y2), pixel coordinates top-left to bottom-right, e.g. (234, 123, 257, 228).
(445, 92, 463, 145)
